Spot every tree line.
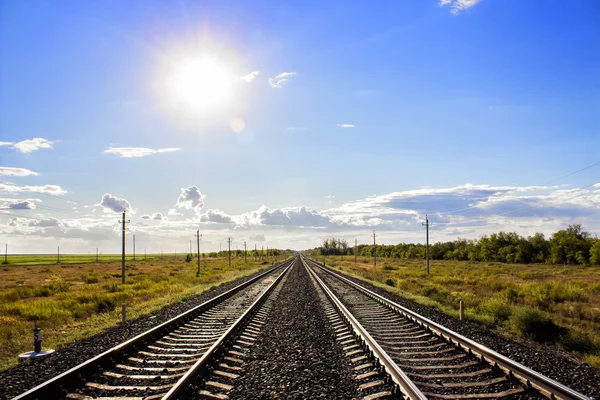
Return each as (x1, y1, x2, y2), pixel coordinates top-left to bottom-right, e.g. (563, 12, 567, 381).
(314, 225, 600, 265)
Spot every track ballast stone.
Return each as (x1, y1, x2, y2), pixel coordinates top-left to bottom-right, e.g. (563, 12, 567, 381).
(0, 263, 280, 400)
(228, 259, 360, 399)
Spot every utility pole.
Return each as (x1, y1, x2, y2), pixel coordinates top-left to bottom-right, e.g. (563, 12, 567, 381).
(422, 215, 432, 274)
(57, 246, 60, 264)
(195, 230, 202, 276)
(133, 234, 136, 261)
(244, 241, 247, 263)
(227, 237, 232, 267)
(355, 239, 358, 265)
(372, 231, 377, 268)
(119, 212, 130, 284)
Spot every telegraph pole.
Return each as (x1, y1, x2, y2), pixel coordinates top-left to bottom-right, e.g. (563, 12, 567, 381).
(195, 230, 202, 276)
(244, 241, 247, 263)
(227, 237, 232, 267)
(422, 215, 432, 274)
(372, 231, 377, 267)
(355, 239, 358, 265)
(119, 212, 130, 284)
(133, 234, 136, 261)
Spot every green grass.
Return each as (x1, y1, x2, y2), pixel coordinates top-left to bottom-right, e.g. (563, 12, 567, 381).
(0, 254, 286, 371)
(323, 255, 600, 369)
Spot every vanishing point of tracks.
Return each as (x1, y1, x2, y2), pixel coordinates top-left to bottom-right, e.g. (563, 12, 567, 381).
(9, 255, 594, 400)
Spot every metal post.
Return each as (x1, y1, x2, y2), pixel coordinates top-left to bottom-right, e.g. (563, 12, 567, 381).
(227, 237, 231, 267)
(422, 215, 432, 274)
(196, 230, 201, 276)
(33, 328, 41, 353)
(372, 231, 377, 267)
(119, 211, 129, 284)
(244, 241, 247, 263)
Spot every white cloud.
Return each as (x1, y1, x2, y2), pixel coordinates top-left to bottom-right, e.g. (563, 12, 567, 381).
(0, 141, 13, 147)
(440, 0, 482, 14)
(249, 234, 266, 242)
(8, 200, 36, 210)
(168, 208, 183, 216)
(337, 124, 355, 128)
(99, 193, 132, 213)
(0, 167, 39, 177)
(176, 186, 205, 211)
(269, 72, 297, 88)
(28, 218, 62, 228)
(240, 71, 260, 82)
(12, 138, 53, 153)
(200, 209, 234, 223)
(104, 147, 181, 158)
(0, 183, 66, 195)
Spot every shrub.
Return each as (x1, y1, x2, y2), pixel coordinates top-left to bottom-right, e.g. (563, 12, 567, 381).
(480, 297, 512, 323)
(185, 254, 192, 263)
(83, 274, 98, 284)
(560, 329, 598, 353)
(384, 278, 396, 287)
(510, 307, 564, 342)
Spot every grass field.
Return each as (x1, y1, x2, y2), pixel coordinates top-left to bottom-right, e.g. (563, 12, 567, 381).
(322, 255, 600, 368)
(0, 253, 284, 371)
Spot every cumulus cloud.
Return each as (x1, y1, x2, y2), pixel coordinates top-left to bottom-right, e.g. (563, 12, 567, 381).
(0, 141, 13, 147)
(104, 147, 181, 158)
(8, 200, 36, 210)
(12, 138, 53, 153)
(269, 72, 296, 88)
(440, 0, 482, 14)
(249, 234, 266, 242)
(200, 209, 234, 223)
(0, 167, 39, 177)
(0, 183, 66, 195)
(28, 218, 62, 228)
(176, 186, 205, 211)
(337, 124, 355, 128)
(240, 71, 260, 82)
(168, 208, 183, 216)
(99, 193, 132, 213)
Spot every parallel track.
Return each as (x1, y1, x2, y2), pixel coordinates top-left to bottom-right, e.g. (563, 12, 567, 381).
(13, 259, 293, 400)
(303, 255, 592, 400)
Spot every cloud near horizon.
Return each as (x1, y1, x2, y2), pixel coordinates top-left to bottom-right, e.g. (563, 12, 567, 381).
(104, 147, 181, 158)
(0, 167, 39, 177)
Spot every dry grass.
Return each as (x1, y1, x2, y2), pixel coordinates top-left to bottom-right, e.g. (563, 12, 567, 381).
(323, 255, 600, 368)
(0, 254, 283, 371)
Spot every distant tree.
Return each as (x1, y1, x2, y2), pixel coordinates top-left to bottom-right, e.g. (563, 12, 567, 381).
(590, 241, 600, 265)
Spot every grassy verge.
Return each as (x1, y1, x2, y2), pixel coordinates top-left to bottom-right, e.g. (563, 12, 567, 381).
(0, 255, 283, 371)
(320, 255, 600, 369)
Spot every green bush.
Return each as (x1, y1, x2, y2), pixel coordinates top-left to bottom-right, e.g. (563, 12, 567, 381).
(510, 307, 564, 342)
(560, 329, 598, 353)
(480, 297, 512, 323)
(384, 278, 396, 287)
(83, 274, 98, 284)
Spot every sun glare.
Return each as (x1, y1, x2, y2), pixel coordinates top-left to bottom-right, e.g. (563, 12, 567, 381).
(167, 56, 234, 109)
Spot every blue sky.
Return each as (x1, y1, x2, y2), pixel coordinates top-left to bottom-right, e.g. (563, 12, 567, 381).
(1, 0, 599, 253)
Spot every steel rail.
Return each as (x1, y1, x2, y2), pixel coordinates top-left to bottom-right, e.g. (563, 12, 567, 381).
(305, 255, 591, 400)
(13, 258, 293, 400)
(302, 257, 427, 400)
(162, 259, 293, 399)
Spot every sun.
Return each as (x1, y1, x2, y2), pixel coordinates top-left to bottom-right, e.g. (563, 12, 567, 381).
(167, 56, 234, 109)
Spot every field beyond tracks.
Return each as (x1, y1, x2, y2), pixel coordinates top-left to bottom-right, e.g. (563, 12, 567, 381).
(0, 254, 280, 371)
(324, 255, 600, 368)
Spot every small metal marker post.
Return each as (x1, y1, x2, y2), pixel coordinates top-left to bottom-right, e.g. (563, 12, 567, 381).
(33, 328, 41, 353)
(122, 304, 127, 323)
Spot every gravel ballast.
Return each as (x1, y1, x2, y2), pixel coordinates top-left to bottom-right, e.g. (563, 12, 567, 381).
(228, 259, 360, 399)
(323, 262, 600, 399)
(0, 263, 281, 400)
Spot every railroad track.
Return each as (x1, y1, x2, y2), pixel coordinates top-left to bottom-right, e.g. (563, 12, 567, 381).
(13, 259, 293, 400)
(302, 255, 592, 400)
